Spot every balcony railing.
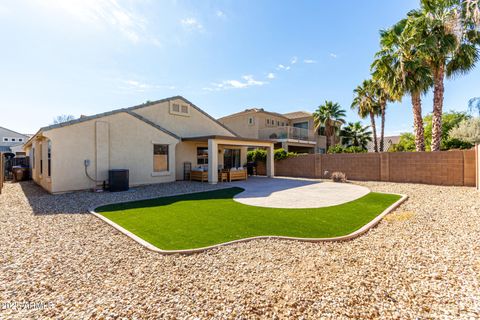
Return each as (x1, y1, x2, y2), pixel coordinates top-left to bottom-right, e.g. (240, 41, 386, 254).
(258, 126, 315, 142)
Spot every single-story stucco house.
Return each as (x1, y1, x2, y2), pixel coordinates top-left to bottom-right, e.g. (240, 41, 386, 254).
(24, 96, 274, 193)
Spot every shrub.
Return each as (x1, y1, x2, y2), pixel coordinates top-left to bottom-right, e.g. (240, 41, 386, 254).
(274, 148, 297, 160)
(327, 144, 366, 154)
(331, 171, 347, 182)
(247, 149, 267, 162)
(247, 148, 297, 162)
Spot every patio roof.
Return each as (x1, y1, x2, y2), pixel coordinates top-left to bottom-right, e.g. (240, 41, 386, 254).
(182, 135, 274, 145)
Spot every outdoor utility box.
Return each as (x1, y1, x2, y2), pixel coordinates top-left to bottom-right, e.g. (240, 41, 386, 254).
(12, 166, 29, 182)
(108, 169, 129, 192)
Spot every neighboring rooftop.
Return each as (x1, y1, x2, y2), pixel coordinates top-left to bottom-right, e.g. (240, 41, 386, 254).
(282, 111, 312, 119)
(367, 136, 401, 152)
(219, 108, 315, 121)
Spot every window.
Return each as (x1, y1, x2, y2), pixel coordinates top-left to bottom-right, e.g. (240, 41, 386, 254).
(47, 141, 52, 176)
(293, 122, 308, 129)
(281, 122, 285, 126)
(153, 144, 169, 172)
(18, 138, 23, 142)
(248, 117, 255, 125)
(266, 119, 270, 125)
(11, 138, 16, 142)
(318, 126, 326, 136)
(2, 138, 7, 142)
(271, 119, 275, 126)
(170, 102, 190, 116)
(197, 147, 208, 165)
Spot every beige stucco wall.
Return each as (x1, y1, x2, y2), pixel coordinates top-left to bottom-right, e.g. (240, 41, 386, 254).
(37, 112, 179, 193)
(133, 98, 234, 138)
(26, 137, 53, 192)
(218, 113, 260, 138)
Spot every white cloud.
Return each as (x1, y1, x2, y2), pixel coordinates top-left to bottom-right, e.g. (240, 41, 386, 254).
(267, 73, 275, 79)
(180, 17, 204, 31)
(121, 80, 175, 92)
(303, 59, 317, 64)
(216, 10, 226, 19)
(276, 64, 291, 71)
(290, 56, 298, 64)
(41, 0, 159, 46)
(205, 75, 267, 91)
(329, 53, 338, 59)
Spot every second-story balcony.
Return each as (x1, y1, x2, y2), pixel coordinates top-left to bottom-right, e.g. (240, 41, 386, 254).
(258, 126, 316, 142)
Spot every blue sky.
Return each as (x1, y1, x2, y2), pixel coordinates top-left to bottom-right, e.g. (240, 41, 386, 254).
(1, 0, 479, 135)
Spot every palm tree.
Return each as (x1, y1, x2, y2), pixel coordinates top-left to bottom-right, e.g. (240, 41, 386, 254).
(407, 0, 480, 151)
(352, 80, 381, 152)
(372, 18, 433, 152)
(341, 122, 373, 150)
(369, 79, 393, 152)
(313, 101, 347, 150)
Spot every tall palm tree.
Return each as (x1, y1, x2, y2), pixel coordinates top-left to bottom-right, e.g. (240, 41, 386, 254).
(368, 79, 393, 152)
(372, 18, 433, 152)
(341, 122, 373, 150)
(407, 0, 480, 151)
(352, 80, 381, 152)
(313, 101, 347, 150)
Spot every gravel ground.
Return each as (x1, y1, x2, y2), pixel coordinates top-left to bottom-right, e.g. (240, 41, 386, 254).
(1, 180, 479, 319)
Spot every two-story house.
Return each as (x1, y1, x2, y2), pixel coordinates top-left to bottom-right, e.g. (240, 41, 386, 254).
(218, 108, 332, 154)
(0, 126, 30, 155)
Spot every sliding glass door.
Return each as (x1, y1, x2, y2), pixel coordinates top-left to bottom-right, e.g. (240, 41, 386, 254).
(223, 149, 241, 169)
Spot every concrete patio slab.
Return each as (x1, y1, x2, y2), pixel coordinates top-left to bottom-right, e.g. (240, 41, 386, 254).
(232, 176, 370, 208)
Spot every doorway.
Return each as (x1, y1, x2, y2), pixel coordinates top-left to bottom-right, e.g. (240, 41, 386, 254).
(223, 149, 241, 169)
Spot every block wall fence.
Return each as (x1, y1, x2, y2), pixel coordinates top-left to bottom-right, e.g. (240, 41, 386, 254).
(257, 149, 478, 187)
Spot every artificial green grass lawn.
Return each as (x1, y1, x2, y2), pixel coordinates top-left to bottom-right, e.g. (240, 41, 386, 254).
(96, 187, 400, 250)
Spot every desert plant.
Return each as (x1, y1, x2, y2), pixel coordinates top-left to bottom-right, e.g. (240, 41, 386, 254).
(449, 117, 480, 144)
(331, 172, 347, 183)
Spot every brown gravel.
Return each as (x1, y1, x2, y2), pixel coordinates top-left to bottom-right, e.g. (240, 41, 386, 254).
(1, 180, 479, 319)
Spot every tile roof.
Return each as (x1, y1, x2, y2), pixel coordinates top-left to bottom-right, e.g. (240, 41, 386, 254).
(282, 111, 312, 119)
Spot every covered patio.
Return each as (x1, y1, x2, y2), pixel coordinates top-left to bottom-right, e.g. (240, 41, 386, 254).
(182, 135, 275, 184)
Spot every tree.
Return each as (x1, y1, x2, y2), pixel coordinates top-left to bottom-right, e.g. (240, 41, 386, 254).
(369, 79, 394, 152)
(372, 18, 433, 152)
(52, 114, 76, 125)
(392, 110, 471, 151)
(468, 97, 480, 115)
(449, 117, 480, 143)
(407, 0, 480, 151)
(352, 80, 381, 152)
(341, 122, 373, 150)
(313, 101, 346, 150)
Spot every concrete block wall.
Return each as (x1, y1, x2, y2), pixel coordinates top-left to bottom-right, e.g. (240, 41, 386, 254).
(257, 149, 477, 187)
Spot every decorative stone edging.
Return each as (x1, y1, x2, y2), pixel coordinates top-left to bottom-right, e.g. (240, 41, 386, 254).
(89, 191, 408, 255)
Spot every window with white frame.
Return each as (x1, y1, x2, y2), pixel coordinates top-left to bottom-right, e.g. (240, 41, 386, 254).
(153, 144, 169, 172)
(248, 117, 255, 125)
(2, 138, 7, 142)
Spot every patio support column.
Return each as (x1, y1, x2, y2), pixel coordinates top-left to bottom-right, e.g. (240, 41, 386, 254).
(266, 145, 275, 177)
(208, 139, 218, 184)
